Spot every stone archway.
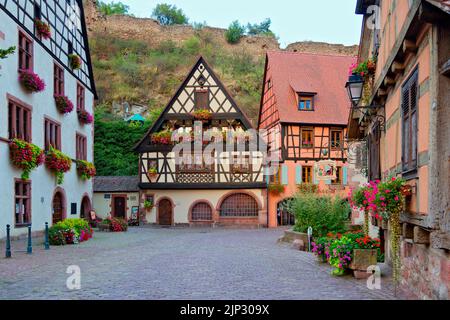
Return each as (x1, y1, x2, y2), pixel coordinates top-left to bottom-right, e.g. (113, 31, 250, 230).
(80, 194, 91, 219)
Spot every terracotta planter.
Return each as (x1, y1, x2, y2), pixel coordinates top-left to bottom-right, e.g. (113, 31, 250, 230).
(350, 249, 378, 273)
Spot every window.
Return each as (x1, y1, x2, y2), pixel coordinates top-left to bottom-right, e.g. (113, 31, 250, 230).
(231, 155, 251, 173)
(332, 167, 342, 184)
(77, 84, 85, 111)
(191, 202, 213, 221)
(76, 133, 87, 160)
(15, 180, 31, 226)
(302, 166, 313, 183)
(194, 90, 209, 110)
(34, 3, 41, 19)
(301, 128, 314, 148)
(54, 63, 64, 95)
(44, 118, 61, 150)
(331, 130, 343, 148)
(298, 94, 314, 111)
(18, 31, 33, 70)
(68, 41, 73, 55)
(8, 98, 31, 142)
(368, 122, 381, 181)
(177, 152, 213, 173)
(270, 167, 281, 184)
(219, 193, 258, 217)
(401, 68, 418, 175)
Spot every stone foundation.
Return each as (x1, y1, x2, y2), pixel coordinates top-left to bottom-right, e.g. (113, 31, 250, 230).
(400, 239, 450, 300)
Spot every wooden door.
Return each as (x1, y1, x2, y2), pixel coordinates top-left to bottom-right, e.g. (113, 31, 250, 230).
(52, 192, 63, 224)
(114, 197, 126, 218)
(158, 199, 172, 226)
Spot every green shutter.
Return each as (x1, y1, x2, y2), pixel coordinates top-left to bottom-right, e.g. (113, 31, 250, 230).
(343, 167, 348, 185)
(313, 166, 318, 185)
(281, 164, 288, 185)
(295, 165, 302, 184)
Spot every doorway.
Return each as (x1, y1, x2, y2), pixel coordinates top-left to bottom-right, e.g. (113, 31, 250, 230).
(158, 199, 173, 226)
(80, 196, 91, 219)
(112, 195, 127, 219)
(52, 192, 65, 224)
(277, 199, 295, 226)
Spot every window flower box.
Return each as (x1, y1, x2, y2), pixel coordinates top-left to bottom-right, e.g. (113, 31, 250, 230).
(35, 19, 51, 39)
(77, 109, 93, 124)
(268, 183, 285, 195)
(192, 109, 212, 121)
(9, 139, 45, 180)
(18, 69, 46, 93)
(302, 140, 313, 148)
(45, 146, 72, 184)
(54, 94, 74, 114)
(68, 54, 82, 70)
(151, 130, 173, 145)
(76, 160, 96, 180)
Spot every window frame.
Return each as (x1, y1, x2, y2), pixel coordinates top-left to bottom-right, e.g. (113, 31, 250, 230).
(54, 63, 65, 96)
(330, 129, 343, 149)
(18, 30, 33, 71)
(301, 128, 314, 148)
(14, 179, 32, 227)
(231, 154, 251, 174)
(297, 93, 315, 111)
(44, 117, 62, 151)
(8, 94, 32, 142)
(77, 83, 85, 111)
(76, 132, 87, 161)
(302, 166, 313, 183)
(194, 89, 209, 111)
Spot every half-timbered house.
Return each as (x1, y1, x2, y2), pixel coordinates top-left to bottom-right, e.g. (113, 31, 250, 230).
(0, 0, 96, 238)
(258, 51, 363, 228)
(135, 57, 267, 227)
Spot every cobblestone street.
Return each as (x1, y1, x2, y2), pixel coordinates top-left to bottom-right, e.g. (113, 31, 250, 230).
(0, 227, 396, 300)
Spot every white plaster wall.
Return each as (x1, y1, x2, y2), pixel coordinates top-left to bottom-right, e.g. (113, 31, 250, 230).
(93, 192, 140, 219)
(0, 11, 94, 238)
(142, 189, 266, 224)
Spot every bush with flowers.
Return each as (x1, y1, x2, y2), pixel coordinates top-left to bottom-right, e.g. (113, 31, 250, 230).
(311, 236, 331, 263)
(101, 217, 128, 232)
(54, 94, 74, 114)
(348, 58, 376, 78)
(78, 109, 94, 124)
(69, 54, 82, 70)
(151, 130, 173, 145)
(48, 218, 93, 246)
(327, 235, 354, 276)
(77, 160, 96, 180)
(35, 19, 51, 39)
(45, 146, 72, 184)
(9, 139, 45, 180)
(18, 69, 46, 93)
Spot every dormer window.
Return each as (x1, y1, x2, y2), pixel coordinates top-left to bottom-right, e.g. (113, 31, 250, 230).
(298, 93, 315, 111)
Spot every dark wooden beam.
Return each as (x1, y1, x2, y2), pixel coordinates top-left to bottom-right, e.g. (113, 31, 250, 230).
(391, 61, 405, 74)
(383, 76, 396, 87)
(403, 39, 418, 54)
(139, 182, 267, 190)
(440, 58, 450, 77)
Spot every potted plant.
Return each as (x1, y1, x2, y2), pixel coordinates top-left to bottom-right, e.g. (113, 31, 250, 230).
(54, 94, 74, 114)
(268, 183, 285, 195)
(311, 237, 330, 263)
(151, 130, 173, 145)
(9, 139, 45, 179)
(144, 199, 154, 211)
(77, 109, 94, 124)
(327, 234, 354, 276)
(148, 167, 158, 182)
(348, 233, 380, 279)
(192, 108, 212, 121)
(35, 19, 51, 39)
(45, 146, 72, 184)
(76, 160, 96, 180)
(68, 54, 82, 70)
(18, 69, 46, 93)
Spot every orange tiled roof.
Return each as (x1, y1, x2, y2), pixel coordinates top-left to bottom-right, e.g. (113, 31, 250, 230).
(266, 51, 356, 126)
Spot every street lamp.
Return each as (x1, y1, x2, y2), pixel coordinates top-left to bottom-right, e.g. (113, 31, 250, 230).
(345, 74, 364, 107)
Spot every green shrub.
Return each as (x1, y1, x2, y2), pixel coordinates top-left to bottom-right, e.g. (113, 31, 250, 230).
(152, 3, 189, 26)
(288, 193, 349, 237)
(48, 218, 93, 245)
(246, 18, 274, 37)
(183, 36, 201, 56)
(225, 21, 245, 44)
(97, 1, 129, 16)
(297, 183, 318, 194)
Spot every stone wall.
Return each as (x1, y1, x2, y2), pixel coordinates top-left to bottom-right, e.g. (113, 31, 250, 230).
(286, 41, 358, 56)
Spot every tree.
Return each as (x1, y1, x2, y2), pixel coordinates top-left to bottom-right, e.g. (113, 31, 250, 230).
(225, 20, 245, 44)
(152, 3, 189, 26)
(97, 1, 129, 16)
(246, 18, 274, 36)
(0, 46, 15, 59)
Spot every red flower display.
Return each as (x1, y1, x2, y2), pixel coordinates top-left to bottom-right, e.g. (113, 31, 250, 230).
(9, 139, 45, 179)
(45, 146, 72, 184)
(18, 69, 46, 93)
(54, 94, 74, 114)
(68, 54, 82, 70)
(76, 160, 96, 180)
(77, 109, 94, 124)
(35, 19, 51, 39)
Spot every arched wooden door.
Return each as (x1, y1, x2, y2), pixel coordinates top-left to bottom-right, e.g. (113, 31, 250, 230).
(80, 196, 91, 219)
(158, 199, 173, 226)
(52, 192, 64, 224)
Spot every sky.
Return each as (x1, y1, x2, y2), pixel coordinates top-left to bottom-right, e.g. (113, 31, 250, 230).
(103, 0, 363, 48)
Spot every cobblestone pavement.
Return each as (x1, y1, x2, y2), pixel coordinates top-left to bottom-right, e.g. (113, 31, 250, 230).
(0, 227, 397, 300)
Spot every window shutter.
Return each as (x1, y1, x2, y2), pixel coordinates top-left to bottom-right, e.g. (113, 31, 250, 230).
(281, 164, 288, 185)
(343, 167, 348, 185)
(295, 165, 302, 184)
(264, 167, 270, 184)
(313, 166, 318, 184)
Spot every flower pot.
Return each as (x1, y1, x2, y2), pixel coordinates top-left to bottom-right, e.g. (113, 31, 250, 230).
(350, 249, 378, 272)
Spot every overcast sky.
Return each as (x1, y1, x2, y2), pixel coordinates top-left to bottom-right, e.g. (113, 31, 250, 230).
(102, 0, 363, 48)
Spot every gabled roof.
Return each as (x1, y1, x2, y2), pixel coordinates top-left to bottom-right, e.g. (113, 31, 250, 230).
(93, 176, 140, 192)
(134, 56, 254, 152)
(264, 51, 356, 126)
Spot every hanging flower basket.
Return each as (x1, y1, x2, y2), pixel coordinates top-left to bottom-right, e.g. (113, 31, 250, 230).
(148, 167, 158, 182)
(144, 200, 154, 211)
(268, 183, 285, 195)
(18, 69, 45, 93)
(54, 94, 74, 114)
(68, 54, 82, 70)
(45, 146, 72, 185)
(192, 109, 212, 121)
(35, 19, 51, 39)
(76, 160, 96, 180)
(9, 139, 45, 180)
(151, 131, 173, 145)
(77, 109, 93, 124)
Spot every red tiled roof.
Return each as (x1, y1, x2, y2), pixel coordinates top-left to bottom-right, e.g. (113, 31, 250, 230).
(267, 51, 356, 126)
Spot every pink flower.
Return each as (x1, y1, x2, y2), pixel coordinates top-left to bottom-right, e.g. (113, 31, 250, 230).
(394, 196, 399, 201)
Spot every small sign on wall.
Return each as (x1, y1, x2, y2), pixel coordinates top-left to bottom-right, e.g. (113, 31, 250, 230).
(314, 160, 337, 181)
(104, 194, 111, 199)
(71, 203, 77, 215)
